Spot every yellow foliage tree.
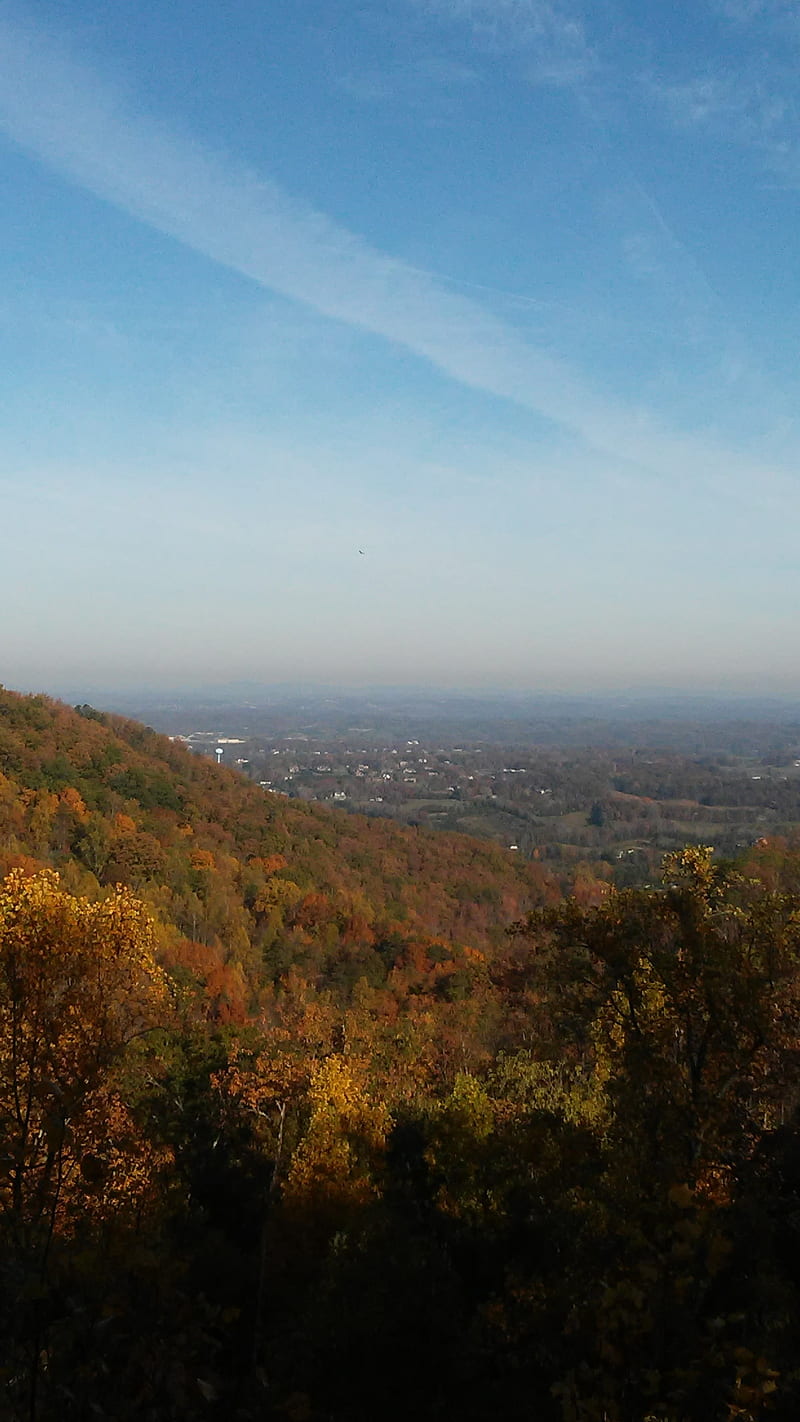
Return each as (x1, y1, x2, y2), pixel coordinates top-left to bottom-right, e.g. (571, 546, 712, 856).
(0, 869, 170, 1245)
(285, 1054, 389, 1210)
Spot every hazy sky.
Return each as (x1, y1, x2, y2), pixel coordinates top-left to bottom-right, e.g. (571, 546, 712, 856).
(1, 0, 799, 695)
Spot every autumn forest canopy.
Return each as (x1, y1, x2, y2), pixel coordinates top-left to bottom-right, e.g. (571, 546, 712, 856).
(4, 687, 800, 1420)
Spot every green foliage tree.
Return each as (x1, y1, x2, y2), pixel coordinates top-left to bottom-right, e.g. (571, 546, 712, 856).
(503, 847, 800, 1420)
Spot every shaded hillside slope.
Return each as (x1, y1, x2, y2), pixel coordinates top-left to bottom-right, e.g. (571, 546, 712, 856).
(0, 688, 580, 1012)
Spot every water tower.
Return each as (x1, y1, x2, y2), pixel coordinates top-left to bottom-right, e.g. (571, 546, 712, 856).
(215, 746, 223, 765)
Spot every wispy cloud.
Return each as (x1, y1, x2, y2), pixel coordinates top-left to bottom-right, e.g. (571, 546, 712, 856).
(412, 0, 597, 86)
(645, 74, 743, 130)
(335, 53, 478, 105)
(645, 71, 788, 140)
(0, 11, 790, 494)
(642, 0, 800, 184)
(645, 68, 800, 188)
(710, 0, 795, 24)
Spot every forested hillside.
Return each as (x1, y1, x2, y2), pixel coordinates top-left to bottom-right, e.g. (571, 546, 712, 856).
(3, 689, 800, 1420)
(0, 688, 581, 1018)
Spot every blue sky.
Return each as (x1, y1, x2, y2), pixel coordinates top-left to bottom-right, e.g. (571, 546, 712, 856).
(1, 0, 799, 695)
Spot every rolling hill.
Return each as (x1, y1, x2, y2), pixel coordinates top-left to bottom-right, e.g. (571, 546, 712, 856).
(0, 686, 578, 1017)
